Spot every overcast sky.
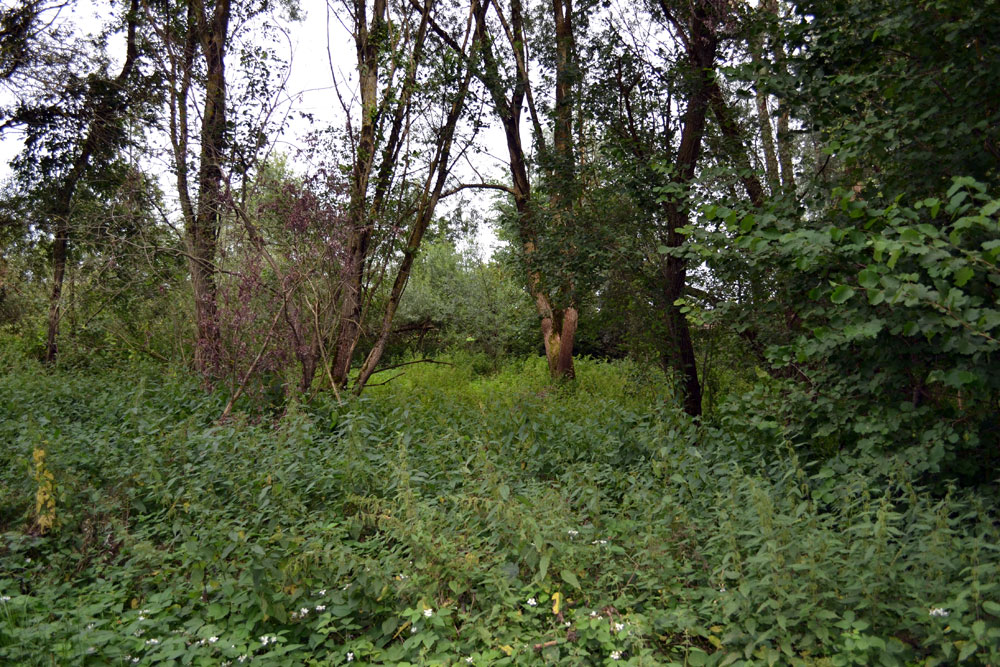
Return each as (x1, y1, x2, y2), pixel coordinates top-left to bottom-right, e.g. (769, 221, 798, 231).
(0, 0, 506, 254)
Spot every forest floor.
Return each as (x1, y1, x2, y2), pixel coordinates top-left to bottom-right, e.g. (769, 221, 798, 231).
(1, 354, 998, 665)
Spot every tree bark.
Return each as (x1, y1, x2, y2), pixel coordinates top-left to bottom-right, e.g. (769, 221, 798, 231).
(655, 0, 723, 417)
(186, 0, 231, 375)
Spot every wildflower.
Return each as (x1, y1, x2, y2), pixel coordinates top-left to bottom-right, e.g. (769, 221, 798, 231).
(318, 589, 327, 596)
(567, 529, 579, 537)
(410, 625, 418, 634)
(138, 615, 146, 621)
(719, 587, 726, 593)
(86, 647, 96, 654)
(86, 622, 95, 630)
(614, 622, 625, 632)
(590, 611, 599, 618)
(208, 636, 219, 643)
(1, 595, 11, 602)
(929, 608, 950, 618)
(564, 621, 572, 627)
(346, 652, 355, 662)
(527, 598, 538, 607)
(316, 605, 327, 612)
(465, 658, 474, 664)
(592, 539, 608, 546)
(145, 638, 160, 645)
(610, 650, 622, 660)
(134, 628, 145, 637)
(238, 656, 248, 663)
(132, 658, 140, 664)
(299, 607, 310, 616)
(423, 608, 433, 617)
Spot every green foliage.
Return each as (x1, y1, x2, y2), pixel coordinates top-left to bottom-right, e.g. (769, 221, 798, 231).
(394, 240, 537, 359)
(687, 177, 1000, 479)
(2, 356, 999, 665)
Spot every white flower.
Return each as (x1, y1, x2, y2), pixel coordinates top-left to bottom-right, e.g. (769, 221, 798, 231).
(318, 589, 327, 596)
(590, 611, 599, 618)
(411, 625, 418, 634)
(610, 650, 622, 660)
(141, 609, 150, 615)
(260, 635, 269, 645)
(145, 638, 160, 645)
(592, 539, 608, 546)
(423, 608, 433, 617)
(614, 622, 624, 632)
(564, 621, 572, 627)
(929, 607, 950, 617)
(238, 656, 248, 663)
(138, 615, 146, 621)
(86, 647, 96, 654)
(208, 636, 219, 643)
(719, 587, 726, 593)
(134, 629, 145, 637)
(315, 605, 326, 612)
(527, 598, 537, 607)
(131, 658, 139, 664)
(346, 652, 355, 662)
(465, 658, 474, 664)
(300, 607, 310, 616)
(0, 595, 10, 602)
(567, 530, 579, 537)
(86, 623, 95, 630)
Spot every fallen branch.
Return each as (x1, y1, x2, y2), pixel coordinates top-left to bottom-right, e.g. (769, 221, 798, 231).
(368, 358, 454, 375)
(362, 371, 406, 387)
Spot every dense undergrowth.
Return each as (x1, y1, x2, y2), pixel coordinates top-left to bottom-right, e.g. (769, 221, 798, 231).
(1, 353, 999, 666)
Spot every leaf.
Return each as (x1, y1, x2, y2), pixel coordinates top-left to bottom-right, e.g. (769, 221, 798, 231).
(858, 269, 880, 288)
(831, 285, 856, 304)
(958, 640, 978, 661)
(537, 553, 550, 583)
(560, 569, 580, 590)
(982, 600, 1000, 616)
(953, 266, 975, 287)
(552, 592, 562, 615)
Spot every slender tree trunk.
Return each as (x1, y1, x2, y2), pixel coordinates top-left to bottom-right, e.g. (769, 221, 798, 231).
(186, 0, 231, 375)
(45, 219, 68, 362)
(776, 103, 795, 194)
(43, 0, 140, 364)
(755, 92, 780, 194)
(354, 4, 483, 391)
(655, 0, 722, 417)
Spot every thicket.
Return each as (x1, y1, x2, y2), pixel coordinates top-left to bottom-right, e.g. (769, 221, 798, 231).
(2, 353, 999, 665)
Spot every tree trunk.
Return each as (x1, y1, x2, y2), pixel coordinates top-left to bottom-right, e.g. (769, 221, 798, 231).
(186, 0, 231, 375)
(352, 0, 483, 393)
(655, 0, 722, 417)
(42, 0, 140, 363)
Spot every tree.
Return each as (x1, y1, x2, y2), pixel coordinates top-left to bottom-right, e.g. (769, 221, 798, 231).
(1, 0, 148, 363)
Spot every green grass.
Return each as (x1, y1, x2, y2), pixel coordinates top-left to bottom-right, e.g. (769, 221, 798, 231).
(1, 356, 998, 665)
